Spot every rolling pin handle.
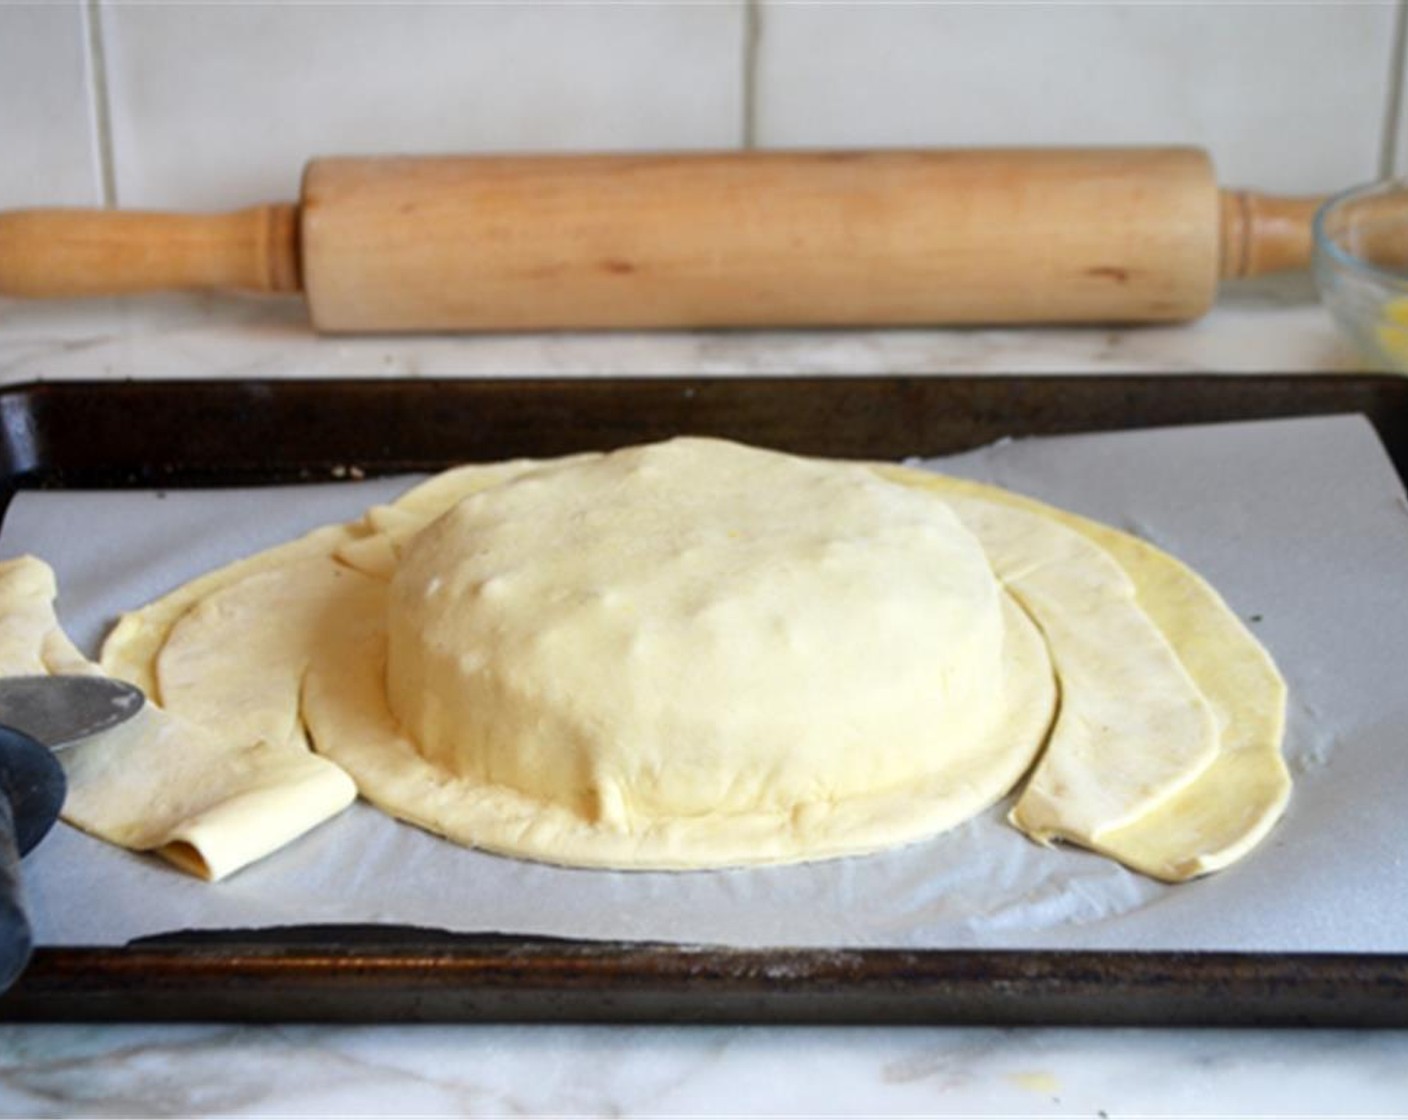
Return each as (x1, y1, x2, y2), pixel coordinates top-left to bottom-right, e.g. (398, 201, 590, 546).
(1218, 190, 1324, 280)
(0, 203, 302, 299)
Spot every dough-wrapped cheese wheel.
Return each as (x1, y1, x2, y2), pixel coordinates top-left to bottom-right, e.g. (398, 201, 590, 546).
(370, 438, 1056, 863)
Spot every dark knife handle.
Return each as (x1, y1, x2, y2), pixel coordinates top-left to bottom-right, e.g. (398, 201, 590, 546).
(0, 726, 66, 993)
(0, 793, 32, 992)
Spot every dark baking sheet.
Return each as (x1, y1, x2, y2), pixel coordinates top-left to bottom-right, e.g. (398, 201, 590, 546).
(1, 373, 1406, 1027)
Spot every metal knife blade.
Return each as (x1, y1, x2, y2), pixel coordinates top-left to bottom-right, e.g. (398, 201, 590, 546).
(0, 675, 145, 749)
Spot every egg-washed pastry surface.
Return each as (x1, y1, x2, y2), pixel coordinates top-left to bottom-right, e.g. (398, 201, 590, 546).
(0, 437, 1289, 882)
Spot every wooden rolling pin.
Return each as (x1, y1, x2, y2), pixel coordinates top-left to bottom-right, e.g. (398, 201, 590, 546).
(0, 148, 1321, 331)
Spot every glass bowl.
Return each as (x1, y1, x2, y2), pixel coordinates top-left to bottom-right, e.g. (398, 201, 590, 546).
(1313, 180, 1408, 372)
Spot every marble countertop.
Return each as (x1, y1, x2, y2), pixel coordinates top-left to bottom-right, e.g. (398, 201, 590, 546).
(2, 281, 1405, 1118)
(0, 275, 1368, 383)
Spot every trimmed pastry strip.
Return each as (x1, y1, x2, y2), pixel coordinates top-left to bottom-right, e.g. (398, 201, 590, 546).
(874, 465, 1290, 881)
(941, 494, 1220, 839)
(0, 556, 356, 881)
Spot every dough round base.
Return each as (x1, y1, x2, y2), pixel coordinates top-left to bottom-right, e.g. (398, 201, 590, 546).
(303, 591, 1056, 869)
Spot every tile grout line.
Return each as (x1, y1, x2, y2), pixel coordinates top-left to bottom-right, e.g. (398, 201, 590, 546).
(83, 0, 118, 208)
(742, 0, 761, 149)
(1378, 0, 1408, 178)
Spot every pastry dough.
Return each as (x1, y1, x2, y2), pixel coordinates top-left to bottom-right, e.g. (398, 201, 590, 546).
(0, 436, 1288, 882)
(109, 439, 1060, 869)
(943, 494, 1221, 838)
(871, 465, 1290, 880)
(310, 438, 1059, 867)
(0, 555, 357, 880)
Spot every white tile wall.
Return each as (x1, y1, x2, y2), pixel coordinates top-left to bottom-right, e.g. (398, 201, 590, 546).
(1386, 3, 1408, 178)
(0, 1, 102, 208)
(3, 1, 1406, 214)
(100, 1, 747, 209)
(755, 1, 1398, 195)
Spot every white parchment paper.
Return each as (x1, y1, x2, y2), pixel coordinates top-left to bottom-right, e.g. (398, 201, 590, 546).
(4, 414, 1408, 951)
